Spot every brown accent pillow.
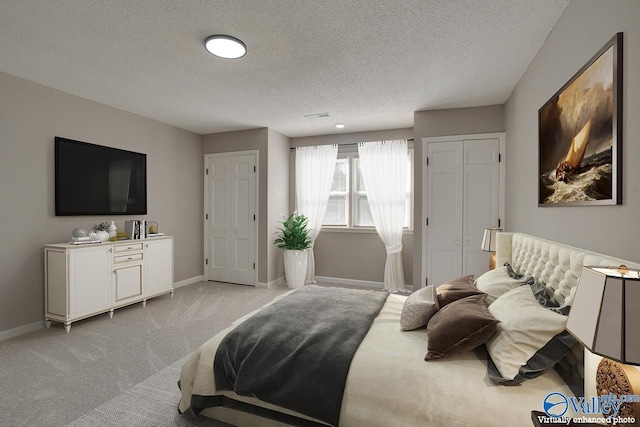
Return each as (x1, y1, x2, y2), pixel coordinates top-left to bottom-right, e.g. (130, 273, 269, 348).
(435, 275, 483, 307)
(425, 293, 499, 361)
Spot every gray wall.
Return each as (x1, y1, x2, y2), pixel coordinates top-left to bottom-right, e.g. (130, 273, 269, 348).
(290, 128, 414, 285)
(267, 129, 290, 282)
(413, 105, 505, 287)
(0, 71, 203, 334)
(201, 128, 290, 284)
(291, 128, 414, 148)
(314, 231, 413, 284)
(504, 0, 640, 262)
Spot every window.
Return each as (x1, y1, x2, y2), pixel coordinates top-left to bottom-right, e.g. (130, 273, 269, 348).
(322, 151, 413, 229)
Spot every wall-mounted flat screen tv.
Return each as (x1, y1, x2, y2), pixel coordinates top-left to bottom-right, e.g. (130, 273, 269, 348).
(55, 137, 147, 216)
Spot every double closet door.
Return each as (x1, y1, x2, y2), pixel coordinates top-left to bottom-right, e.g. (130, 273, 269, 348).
(426, 137, 502, 287)
(205, 152, 257, 286)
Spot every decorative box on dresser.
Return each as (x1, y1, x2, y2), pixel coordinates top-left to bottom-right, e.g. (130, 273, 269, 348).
(44, 236, 174, 332)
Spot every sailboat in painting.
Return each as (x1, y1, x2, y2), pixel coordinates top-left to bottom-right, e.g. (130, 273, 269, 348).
(555, 118, 592, 182)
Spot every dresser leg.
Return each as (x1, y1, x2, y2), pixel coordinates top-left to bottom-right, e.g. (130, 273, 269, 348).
(142, 299, 147, 308)
(45, 320, 52, 329)
(109, 309, 114, 319)
(65, 323, 71, 333)
(170, 290, 174, 299)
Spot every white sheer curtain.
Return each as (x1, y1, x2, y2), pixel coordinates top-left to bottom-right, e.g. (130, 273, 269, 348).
(358, 140, 407, 292)
(295, 145, 338, 282)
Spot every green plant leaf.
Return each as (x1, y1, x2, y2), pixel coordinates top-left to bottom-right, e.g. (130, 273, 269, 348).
(273, 213, 312, 250)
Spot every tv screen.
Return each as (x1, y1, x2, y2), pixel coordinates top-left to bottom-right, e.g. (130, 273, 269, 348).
(55, 137, 147, 216)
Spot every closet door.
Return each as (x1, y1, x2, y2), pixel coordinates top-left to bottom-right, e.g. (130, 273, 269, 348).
(462, 139, 500, 280)
(426, 138, 500, 287)
(426, 141, 463, 287)
(205, 153, 257, 286)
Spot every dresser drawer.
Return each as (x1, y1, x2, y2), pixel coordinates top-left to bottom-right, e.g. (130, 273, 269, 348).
(113, 253, 143, 264)
(112, 243, 143, 253)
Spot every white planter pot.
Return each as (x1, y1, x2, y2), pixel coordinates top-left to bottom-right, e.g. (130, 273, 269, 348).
(284, 250, 308, 289)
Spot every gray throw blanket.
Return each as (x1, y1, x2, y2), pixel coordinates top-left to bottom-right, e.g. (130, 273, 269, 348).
(214, 285, 388, 426)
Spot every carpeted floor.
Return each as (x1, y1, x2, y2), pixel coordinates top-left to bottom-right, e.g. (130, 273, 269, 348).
(0, 281, 289, 427)
(66, 354, 228, 427)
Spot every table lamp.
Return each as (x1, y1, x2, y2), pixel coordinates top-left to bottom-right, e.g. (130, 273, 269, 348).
(566, 265, 640, 424)
(481, 227, 502, 270)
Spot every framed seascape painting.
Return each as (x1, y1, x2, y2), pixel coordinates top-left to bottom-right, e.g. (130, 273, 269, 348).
(538, 33, 623, 206)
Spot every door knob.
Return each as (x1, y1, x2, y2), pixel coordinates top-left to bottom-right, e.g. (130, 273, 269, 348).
(455, 239, 460, 245)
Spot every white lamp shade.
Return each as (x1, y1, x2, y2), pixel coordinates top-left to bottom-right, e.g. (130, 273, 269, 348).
(481, 227, 502, 252)
(566, 266, 640, 365)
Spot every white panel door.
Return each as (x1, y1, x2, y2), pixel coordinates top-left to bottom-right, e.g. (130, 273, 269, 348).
(463, 139, 500, 280)
(206, 153, 256, 286)
(426, 141, 463, 287)
(426, 138, 500, 287)
(228, 154, 256, 285)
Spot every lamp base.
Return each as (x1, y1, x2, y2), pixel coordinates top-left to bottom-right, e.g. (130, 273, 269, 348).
(596, 358, 640, 425)
(489, 252, 496, 270)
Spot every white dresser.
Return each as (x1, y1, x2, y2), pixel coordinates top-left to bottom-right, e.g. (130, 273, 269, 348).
(44, 236, 174, 332)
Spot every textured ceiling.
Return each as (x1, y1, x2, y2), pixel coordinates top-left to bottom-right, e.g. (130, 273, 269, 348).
(0, 0, 569, 137)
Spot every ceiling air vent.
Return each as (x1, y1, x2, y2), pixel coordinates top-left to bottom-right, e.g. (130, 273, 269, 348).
(303, 112, 330, 119)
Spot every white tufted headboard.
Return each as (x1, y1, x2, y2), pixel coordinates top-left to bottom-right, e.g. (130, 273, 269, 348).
(495, 233, 640, 307)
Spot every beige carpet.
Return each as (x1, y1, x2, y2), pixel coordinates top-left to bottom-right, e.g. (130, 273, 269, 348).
(66, 354, 227, 427)
(0, 281, 289, 427)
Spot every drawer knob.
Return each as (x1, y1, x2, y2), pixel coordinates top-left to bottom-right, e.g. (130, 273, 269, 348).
(127, 257, 132, 260)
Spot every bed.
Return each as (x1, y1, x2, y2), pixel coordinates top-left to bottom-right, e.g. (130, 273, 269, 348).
(178, 233, 640, 426)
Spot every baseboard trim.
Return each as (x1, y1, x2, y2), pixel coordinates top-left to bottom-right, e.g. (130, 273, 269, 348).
(174, 275, 205, 289)
(315, 276, 384, 289)
(0, 321, 44, 342)
(315, 276, 413, 291)
(256, 276, 286, 289)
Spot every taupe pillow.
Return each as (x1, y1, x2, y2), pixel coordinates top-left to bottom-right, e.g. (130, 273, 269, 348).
(400, 285, 439, 331)
(435, 275, 482, 307)
(425, 293, 499, 361)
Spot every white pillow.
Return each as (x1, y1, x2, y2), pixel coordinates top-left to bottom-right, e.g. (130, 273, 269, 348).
(474, 267, 522, 304)
(400, 285, 439, 331)
(485, 285, 568, 380)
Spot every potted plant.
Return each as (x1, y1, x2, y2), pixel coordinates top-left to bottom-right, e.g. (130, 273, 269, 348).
(274, 213, 312, 289)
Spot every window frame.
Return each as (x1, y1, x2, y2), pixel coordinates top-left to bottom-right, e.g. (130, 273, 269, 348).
(323, 157, 350, 227)
(321, 149, 414, 232)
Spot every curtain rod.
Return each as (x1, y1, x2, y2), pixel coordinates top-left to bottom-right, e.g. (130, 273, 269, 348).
(290, 138, 413, 150)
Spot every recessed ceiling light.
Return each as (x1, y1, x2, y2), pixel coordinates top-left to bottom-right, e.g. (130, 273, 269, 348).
(204, 35, 246, 59)
(334, 123, 346, 129)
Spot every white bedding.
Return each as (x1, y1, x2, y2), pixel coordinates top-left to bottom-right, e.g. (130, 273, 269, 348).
(179, 292, 574, 426)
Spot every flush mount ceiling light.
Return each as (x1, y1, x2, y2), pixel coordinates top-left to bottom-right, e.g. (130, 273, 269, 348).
(334, 123, 346, 129)
(204, 35, 246, 59)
